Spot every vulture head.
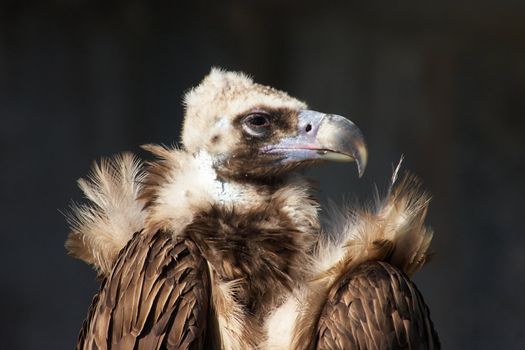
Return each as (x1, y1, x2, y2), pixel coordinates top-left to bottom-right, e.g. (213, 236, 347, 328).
(181, 68, 368, 182)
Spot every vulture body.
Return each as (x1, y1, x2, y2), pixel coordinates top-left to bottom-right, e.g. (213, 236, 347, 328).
(66, 69, 439, 349)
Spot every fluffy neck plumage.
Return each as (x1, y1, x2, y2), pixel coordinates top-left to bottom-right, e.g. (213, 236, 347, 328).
(143, 146, 320, 238)
(142, 146, 320, 320)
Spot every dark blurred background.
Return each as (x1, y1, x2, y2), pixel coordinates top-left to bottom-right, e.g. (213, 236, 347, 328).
(1, 1, 524, 349)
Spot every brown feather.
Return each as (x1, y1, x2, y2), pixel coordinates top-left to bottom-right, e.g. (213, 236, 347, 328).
(315, 261, 439, 350)
(184, 202, 313, 319)
(76, 230, 213, 350)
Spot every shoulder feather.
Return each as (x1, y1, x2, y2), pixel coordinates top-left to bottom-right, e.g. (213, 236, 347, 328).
(76, 231, 212, 349)
(318, 162, 433, 280)
(65, 152, 146, 276)
(291, 162, 435, 349)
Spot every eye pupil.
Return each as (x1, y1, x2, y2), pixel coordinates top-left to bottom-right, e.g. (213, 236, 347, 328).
(250, 116, 268, 126)
(245, 113, 270, 128)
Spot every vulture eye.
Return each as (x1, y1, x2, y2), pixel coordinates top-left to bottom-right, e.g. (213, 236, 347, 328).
(242, 112, 271, 136)
(244, 113, 270, 127)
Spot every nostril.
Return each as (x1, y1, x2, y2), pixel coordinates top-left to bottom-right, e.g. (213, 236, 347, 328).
(305, 124, 312, 132)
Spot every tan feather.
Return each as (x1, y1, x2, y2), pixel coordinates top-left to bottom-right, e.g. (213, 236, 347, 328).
(210, 278, 262, 350)
(65, 152, 146, 276)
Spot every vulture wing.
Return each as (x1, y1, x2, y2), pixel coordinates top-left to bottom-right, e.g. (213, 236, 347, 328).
(76, 230, 212, 350)
(315, 261, 440, 350)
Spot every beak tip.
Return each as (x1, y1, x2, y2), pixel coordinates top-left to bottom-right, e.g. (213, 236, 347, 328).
(357, 161, 366, 178)
(355, 144, 368, 178)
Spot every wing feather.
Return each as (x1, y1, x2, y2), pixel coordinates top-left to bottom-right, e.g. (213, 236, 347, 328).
(76, 230, 211, 350)
(315, 261, 439, 350)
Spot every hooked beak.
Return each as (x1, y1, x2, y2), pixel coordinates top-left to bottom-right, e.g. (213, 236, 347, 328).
(262, 110, 368, 177)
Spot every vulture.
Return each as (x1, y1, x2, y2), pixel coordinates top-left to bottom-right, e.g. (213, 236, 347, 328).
(66, 69, 440, 349)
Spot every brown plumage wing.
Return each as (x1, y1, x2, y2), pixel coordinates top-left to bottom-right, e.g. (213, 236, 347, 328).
(76, 230, 211, 350)
(315, 261, 440, 350)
